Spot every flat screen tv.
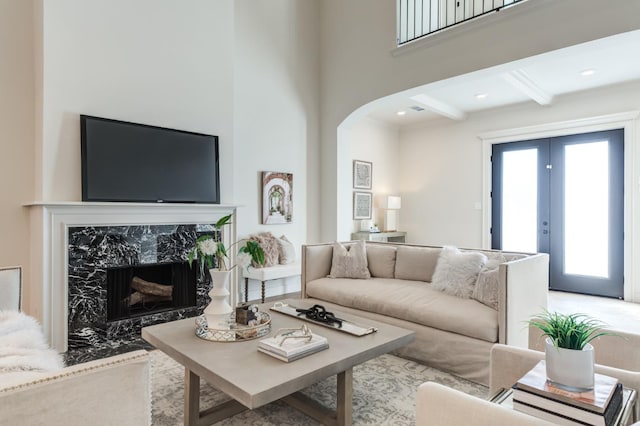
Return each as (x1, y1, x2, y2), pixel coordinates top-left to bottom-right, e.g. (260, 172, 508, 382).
(81, 115, 220, 203)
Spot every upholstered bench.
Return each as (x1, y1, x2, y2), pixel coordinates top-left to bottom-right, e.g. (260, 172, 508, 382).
(242, 261, 301, 303)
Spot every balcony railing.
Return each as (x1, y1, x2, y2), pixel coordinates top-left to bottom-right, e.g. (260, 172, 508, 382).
(397, 0, 527, 45)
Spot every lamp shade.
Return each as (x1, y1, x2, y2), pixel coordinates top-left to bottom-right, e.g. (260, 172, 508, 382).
(386, 195, 402, 210)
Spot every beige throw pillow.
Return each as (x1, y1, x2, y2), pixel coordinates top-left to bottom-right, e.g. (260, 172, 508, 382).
(431, 246, 487, 298)
(472, 253, 506, 310)
(276, 235, 296, 264)
(328, 241, 371, 279)
(249, 232, 279, 267)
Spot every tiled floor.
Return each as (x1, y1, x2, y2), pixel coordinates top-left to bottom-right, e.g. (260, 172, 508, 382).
(549, 290, 640, 334)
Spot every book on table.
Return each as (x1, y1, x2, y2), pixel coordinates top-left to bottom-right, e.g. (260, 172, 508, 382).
(512, 360, 623, 426)
(513, 383, 623, 426)
(258, 328, 328, 362)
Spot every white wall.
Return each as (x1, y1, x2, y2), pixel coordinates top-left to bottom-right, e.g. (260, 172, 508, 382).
(28, 0, 320, 304)
(0, 0, 35, 288)
(399, 80, 640, 248)
(234, 0, 320, 299)
(349, 118, 400, 233)
(320, 0, 640, 242)
(38, 0, 236, 202)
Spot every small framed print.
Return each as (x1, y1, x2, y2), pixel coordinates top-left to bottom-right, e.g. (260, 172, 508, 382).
(353, 160, 372, 190)
(353, 191, 372, 220)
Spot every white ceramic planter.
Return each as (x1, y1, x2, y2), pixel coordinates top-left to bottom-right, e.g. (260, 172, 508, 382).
(204, 269, 233, 330)
(545, 337, 595, 391)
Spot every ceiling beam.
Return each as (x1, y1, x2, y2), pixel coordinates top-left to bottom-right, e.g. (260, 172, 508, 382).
(502, 69, 554, 106)
(410, 94, 467, 121)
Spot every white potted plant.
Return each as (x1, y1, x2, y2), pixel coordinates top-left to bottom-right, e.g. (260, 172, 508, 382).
(529, 311, 613, 391)
(188, 214, 264, 329)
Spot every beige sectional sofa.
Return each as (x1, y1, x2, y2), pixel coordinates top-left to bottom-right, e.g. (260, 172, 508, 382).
(301, 241, 549, 385)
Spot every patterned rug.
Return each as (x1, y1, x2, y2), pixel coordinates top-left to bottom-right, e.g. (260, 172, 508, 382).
(150, 350, 488, 425)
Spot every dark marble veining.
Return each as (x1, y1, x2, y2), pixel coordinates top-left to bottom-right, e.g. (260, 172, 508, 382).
(66, 224, 216, 365)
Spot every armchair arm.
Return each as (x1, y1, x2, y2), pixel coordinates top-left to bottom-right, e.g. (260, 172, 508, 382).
(499, 253, 549, 347)
(416, 381, 555, 426)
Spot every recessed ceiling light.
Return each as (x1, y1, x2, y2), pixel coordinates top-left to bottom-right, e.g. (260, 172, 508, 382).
(475, 93, 488, 99)
(396, 110, 407, 116)
(580, 69, 596, 77)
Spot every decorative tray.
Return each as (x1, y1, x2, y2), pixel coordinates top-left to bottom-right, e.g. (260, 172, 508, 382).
(270, 302, 377, 337)
(195, 312, 271, 342)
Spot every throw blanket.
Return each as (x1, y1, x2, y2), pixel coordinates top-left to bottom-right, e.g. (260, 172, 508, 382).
(0, 311, 64, 379)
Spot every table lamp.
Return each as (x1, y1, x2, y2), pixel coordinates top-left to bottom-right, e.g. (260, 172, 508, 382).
(383, 195, 401, 232)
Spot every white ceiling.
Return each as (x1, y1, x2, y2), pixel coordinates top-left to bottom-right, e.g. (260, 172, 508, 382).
(367, 30, 640, 126)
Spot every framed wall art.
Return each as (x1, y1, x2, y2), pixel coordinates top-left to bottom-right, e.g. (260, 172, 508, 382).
(353, 160, 372, 190)
(353, 191, 372, 220)
(262, 171, 293, 224)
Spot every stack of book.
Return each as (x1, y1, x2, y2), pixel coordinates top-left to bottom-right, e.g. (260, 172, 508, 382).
(258, 331, 329, 362)
(513, 360, 623, 426)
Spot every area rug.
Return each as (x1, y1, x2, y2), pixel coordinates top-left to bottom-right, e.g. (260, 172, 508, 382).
(150, 350, 488, 425)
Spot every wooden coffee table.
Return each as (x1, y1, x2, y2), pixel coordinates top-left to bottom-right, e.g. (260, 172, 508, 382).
(142, 299, 415, 426)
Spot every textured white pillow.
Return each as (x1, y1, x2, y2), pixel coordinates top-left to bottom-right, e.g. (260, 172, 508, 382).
(473, 253, 506, 310)
(431, 246, 487, 298)
(328, 241, 371, 279)
(276, 235, 296, 264)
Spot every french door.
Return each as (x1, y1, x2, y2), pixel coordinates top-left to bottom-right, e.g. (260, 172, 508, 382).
(491, 129, 624, 298)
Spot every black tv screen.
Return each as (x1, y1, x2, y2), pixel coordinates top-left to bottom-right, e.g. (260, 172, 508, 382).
(81, 115, 220, 203)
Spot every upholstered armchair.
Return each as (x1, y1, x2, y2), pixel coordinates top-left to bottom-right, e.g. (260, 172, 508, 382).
(490, 326, 640, 423)
(0, 266, 21, 311)
(416, 381, 555, 425)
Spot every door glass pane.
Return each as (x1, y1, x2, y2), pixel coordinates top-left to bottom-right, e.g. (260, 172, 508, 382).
(502, 149, 538, 252)
(564, 141, 609, 278)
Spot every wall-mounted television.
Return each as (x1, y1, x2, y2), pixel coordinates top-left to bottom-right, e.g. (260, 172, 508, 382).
(81, 115, 220, 203)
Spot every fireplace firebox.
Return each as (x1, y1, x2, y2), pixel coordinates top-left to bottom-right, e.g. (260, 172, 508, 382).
(107, 262, 196, 321)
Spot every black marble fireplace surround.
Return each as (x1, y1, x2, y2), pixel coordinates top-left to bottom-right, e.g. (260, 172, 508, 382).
(66, 223, 215, 364)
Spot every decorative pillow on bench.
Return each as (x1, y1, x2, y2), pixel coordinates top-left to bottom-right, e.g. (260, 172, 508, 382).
(431, 246, 487, 298)
(328, 240, 371, 279)
(249, 232, 280, 267)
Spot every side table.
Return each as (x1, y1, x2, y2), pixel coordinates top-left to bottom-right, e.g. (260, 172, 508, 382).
(351, 231, 406, 243)
(490, 387, 637, 426)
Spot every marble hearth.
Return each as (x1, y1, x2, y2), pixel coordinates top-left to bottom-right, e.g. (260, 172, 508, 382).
(26, 202, 238, 355)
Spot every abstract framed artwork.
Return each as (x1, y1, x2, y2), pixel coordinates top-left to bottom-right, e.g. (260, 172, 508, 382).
(353, 191, 372, 220)
(353, 160, 372, 190)
(262, 171, 293, 224)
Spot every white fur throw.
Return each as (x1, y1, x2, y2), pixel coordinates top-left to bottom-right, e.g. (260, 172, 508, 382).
(431, 246, 487, 298)
(328, 241, 371, 279)
(0, 311, 64, 375)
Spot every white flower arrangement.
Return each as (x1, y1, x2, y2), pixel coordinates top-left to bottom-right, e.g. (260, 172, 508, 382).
(187, 214, 265, 274)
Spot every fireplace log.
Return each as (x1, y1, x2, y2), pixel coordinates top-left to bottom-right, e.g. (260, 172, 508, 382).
(131, 276, 173, 297)
(125, 291, 173, 307)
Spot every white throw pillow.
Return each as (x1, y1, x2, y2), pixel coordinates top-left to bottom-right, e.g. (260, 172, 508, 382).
(276, 235, 296, 264)
(328, 240, 371, 279)
(431, 246, 487, 298)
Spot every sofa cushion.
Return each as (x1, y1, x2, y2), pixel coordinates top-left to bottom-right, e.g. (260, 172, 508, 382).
(394, 246, 441, 282)
(366, 245, 397, 278)
(328, 241, 371, 279)
(306, 277, 498, 342)
(431, 246, 487, 299)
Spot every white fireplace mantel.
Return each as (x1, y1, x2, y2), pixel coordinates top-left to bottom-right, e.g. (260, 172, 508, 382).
(26, 201, 238, 352)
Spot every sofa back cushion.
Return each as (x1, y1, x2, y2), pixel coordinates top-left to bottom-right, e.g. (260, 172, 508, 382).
(366, 245, 397, 278)
(394, 246, 441, 282)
